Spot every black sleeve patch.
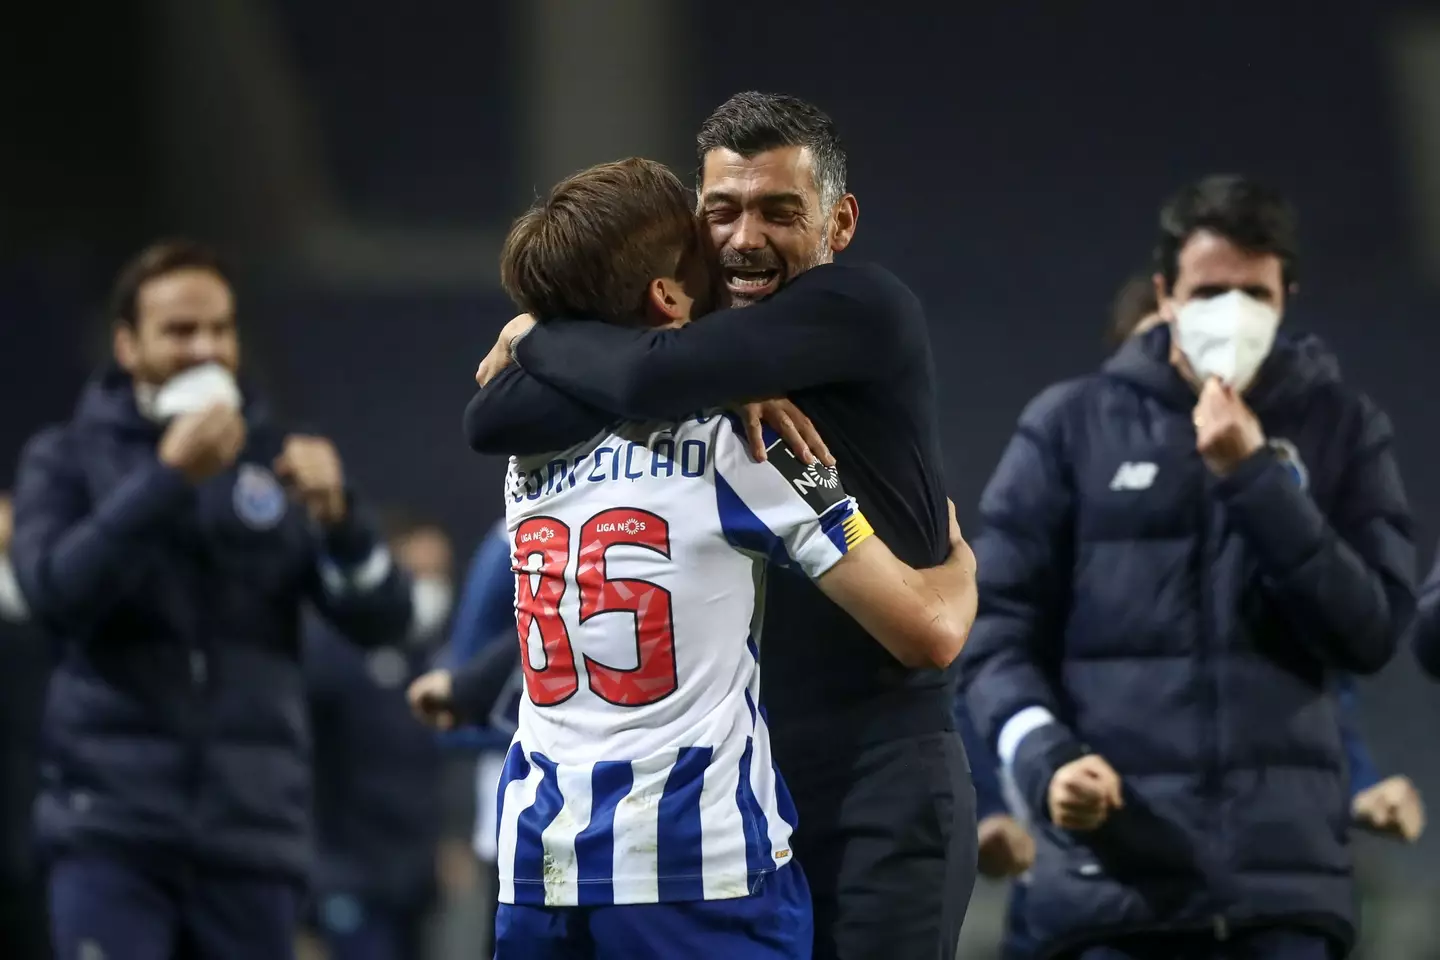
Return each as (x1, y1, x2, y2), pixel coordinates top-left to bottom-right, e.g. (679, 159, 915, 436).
(765, 437, 850, 516)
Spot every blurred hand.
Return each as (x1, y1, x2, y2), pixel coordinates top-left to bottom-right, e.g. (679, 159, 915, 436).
(407, 669, 457, 730)
(0, 493, 13, 554)
(159, 405, 247, 483)
(477, 314, 537, 387)
(1048, 754, 1123, 831)
(1352, 775, 1425, 843)
(274, 435, 346, 526)
(977, 813, 1035, 879)
(737, 399, 833, 466)
(436, 837, 481, 895)
(1194, 378, 1264, 476)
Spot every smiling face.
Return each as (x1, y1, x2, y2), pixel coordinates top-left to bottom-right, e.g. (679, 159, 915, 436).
(701, 146, 853, 305)
(114, 268, 239, 387)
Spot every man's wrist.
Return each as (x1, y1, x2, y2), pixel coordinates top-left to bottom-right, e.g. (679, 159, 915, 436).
(1004, 714, 1086, 824)
(998, 706, 1058, 767)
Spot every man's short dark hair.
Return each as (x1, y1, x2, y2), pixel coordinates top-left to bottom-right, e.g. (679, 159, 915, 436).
(111, 239, 230, 328)
(1106, 272, 1160, 346)
(500, 158, 700, 326)
(695, 92, 847, 209)
(1154, 175, 1298, 292)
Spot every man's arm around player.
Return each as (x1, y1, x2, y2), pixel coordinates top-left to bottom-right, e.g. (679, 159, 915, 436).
(470, 262, 923, 438)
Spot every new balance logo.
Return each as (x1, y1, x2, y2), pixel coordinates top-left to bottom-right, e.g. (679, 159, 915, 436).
(1109, 461, 1158, 491)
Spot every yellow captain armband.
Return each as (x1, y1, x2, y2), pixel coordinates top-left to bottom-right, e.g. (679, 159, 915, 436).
(841, 509, 874, 550)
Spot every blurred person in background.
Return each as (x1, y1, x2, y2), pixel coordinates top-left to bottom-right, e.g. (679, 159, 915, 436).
(1101, 272, 1423, 845)
(304, 516, 455, 960)
(469, 92, 975, 960)
(10, 240, 412, 960)
(959, 176, 1415, 960)
(1409, 549, 1440, 679)
(988, 272, 1424, 960)
(958, 701, 1033, 884)
(0, 490, 50, 959)
(431, 519, 522, 952)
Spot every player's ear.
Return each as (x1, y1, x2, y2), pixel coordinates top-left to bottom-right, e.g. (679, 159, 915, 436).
(829, 194, 859, 254)
(645, 277, 689, 326)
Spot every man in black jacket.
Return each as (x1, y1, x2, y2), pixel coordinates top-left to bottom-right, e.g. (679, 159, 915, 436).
(958, 176, 1415, 959)
(11, 240, 412, 959)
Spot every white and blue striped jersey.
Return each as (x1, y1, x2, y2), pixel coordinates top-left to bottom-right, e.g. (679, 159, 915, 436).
(495, 413, 872, 907)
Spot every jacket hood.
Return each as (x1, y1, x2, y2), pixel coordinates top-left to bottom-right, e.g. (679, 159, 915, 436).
(73, 363, 269, 435)
(1102, 323, 1342, 414)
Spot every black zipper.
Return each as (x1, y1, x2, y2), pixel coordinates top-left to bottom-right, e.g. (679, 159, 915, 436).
(183, 549, 212, 846)
(1196, 469, 1227, 922)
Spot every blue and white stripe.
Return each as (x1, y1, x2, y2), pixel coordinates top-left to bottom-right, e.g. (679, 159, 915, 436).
(494, 727, 791, 905)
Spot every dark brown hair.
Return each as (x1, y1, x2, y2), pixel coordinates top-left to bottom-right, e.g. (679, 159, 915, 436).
(1154, 175, 1298, 293)
(110, 239, 231, 328)
(500, 158, 700, 325)
(696, 91, 847, 209)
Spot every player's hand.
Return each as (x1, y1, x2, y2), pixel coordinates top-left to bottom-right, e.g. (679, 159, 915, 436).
(1352, 775, 1425, 842)
(1048, 754, 1123, 831)
(737, 399, 833, 466)
(159, 405, 247, 483)
(407, 669, 458, 730)
(477, 314, 537, 387)
(274, 435, 347, 526)
(1193, 378, 1264, 476)
(0, 493, 13, 555)
(977, 813, 1036, 878)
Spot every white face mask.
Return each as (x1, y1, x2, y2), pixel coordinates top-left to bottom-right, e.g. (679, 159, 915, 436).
(148, 362, 242, 421)
(409, 577, 454, 641)
(0, 555, 30, 624)
(1172, 290, 1280, 392)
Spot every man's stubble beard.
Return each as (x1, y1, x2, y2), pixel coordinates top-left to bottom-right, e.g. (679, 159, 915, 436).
(728, 230, 833, 309)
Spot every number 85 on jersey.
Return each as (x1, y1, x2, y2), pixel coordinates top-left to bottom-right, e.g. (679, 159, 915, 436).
(513, 508, 677, 709)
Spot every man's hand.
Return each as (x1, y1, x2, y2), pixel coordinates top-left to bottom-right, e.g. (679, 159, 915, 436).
(274, 436, 346, 526)
(1352, 775, 1425, 843)
(977, 813, 1036, 879)
(1048, 754, 1123, 831)
(0, 493, 12, 555)
(1194, 378, 1265, 476)
(477, 314, 538, 387)
(945, 500, 976, 576)
(738, 399, 833, 466)
(407, 669, 457, 730)
(159, 405, 247, 484)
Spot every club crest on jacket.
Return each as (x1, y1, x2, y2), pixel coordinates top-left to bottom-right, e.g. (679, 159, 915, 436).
(1268, 438, 1308, 491)
(233, 464, 287, 530)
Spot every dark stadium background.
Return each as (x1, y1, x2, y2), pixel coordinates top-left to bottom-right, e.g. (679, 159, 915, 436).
(2, 1, 1439, 955)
